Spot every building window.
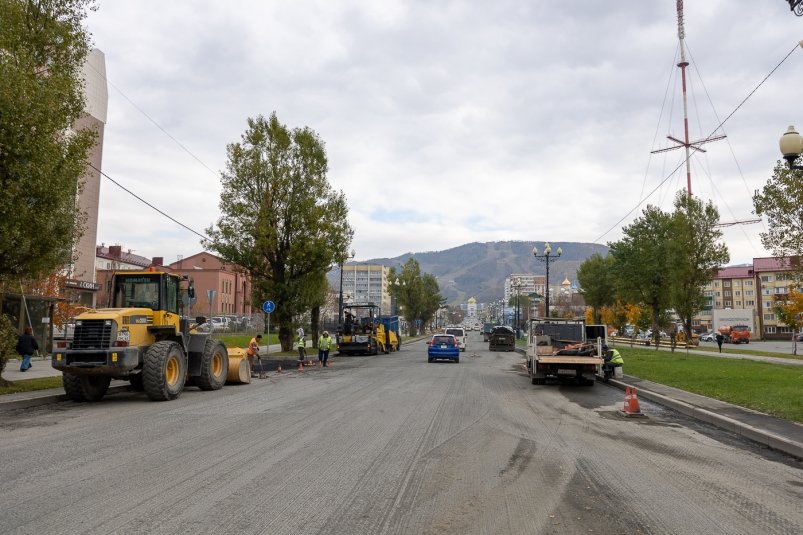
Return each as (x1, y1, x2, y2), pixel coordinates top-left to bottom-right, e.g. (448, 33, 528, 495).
(761, 275, 773, 282)
(723, 280, 731, 287)
(744, 280, 753, 286)
(765, 326, 776, 334)
(725, 301, 732, 307)
(735, 291, 741, 296)
(733, 280, 741, 287)
(746, 300, 754, 306)
(745, 290, 754, 296)
(764, 313, 775, 321)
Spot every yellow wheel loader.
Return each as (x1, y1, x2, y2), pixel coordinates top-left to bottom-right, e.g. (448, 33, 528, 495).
(52, 270, 229, 402)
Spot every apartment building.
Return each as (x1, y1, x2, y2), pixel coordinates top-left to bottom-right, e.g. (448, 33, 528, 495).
(754, 257, 799, 340)
(697, 257, 799, 340)
(340, 264, 391, 312)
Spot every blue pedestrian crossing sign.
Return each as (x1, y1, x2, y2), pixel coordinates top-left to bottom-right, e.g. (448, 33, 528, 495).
(262, 300, 276, 314)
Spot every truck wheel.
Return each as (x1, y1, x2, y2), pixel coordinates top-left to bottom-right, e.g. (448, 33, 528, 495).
(196, 339, 228, 391)
(63, 374, 110, 402)
(143, 341, 186, 401)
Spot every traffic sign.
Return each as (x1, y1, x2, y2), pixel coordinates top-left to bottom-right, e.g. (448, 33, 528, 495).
(262, 300, 276, 314)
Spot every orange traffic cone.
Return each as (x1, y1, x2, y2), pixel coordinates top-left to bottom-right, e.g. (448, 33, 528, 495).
(619, 386, 644, 417)
(298, 361, 304, 371)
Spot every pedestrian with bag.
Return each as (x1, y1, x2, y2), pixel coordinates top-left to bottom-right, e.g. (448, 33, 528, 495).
(246, 334, 262, 378)
(318, 330, 334, 367)
(16, 326, 38, 372)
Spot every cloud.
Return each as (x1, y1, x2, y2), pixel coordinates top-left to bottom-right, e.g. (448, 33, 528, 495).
(86, 0, 803, 266)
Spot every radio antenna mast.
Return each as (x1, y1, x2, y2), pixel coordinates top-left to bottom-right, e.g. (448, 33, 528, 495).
(651, 0, 726, 197)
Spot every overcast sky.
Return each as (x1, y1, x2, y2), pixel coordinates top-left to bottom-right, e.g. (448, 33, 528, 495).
(85, 1, 803, 266)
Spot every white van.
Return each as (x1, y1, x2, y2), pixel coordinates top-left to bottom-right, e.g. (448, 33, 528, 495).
(445, 327, 467, 352)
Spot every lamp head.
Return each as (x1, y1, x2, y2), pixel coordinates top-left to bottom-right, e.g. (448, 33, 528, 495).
(544, 242, 551, 255)
(557, 246, 563, 257)
(779, 125, 803, 168)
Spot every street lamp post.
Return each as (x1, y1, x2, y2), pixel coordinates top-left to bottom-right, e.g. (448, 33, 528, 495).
(338, 249, 355, 324)
(532, 242, 562, 318)
(513, 277, 522, 338)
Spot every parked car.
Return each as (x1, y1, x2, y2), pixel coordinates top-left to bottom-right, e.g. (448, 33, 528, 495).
(444, 327, 467, 352)
(700, 331, 716, 342)
(428, 334, 460, 363)
(796, 333, 803, 342)
(210, 316, 230, 332)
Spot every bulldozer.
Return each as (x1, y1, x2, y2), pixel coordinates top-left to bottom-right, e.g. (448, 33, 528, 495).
(52, 270, 229, 402)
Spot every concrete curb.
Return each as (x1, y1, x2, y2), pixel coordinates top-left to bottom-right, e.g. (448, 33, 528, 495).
(0, 384, 130, 411)
(604, 378, 803, 460)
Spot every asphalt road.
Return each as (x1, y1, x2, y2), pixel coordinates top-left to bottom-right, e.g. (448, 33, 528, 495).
(2, 332, 801, 535)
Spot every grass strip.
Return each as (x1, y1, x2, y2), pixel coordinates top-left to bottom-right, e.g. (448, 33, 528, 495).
(618, 346, 803, 422)
(0, 376, 63, 396)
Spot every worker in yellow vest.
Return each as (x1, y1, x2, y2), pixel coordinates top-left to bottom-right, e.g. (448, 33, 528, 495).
(318, 331, 334, 367)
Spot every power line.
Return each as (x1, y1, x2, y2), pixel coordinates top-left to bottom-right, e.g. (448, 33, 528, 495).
(90, 164, 209, 241)
(594, 41, 801, 245)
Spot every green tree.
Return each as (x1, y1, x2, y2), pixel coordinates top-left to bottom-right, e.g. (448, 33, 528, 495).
(668, 191, 730, 346)
(206, 113, 353, 351)
(753, 160, 803, 281)
(389, 258, 443, 336)
(576, 253, 616, 323)
(609, 205, 673, 348)
(0, 0, 96, 282)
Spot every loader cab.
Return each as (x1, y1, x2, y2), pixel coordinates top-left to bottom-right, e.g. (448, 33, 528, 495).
(111, 272, 180, 314)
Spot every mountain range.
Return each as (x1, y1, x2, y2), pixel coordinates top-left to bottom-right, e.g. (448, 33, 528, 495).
(331, 241, 609, 305)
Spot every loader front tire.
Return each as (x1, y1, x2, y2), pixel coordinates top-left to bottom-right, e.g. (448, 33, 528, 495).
(143, 341, 186, 401)
(196, 339, 228, 391)
(63, 374, 110, 402)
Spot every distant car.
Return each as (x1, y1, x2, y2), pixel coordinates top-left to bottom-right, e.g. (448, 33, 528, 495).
(700, 331, 716, 342)
(445, 327, 467, 352)
(428, 334, 460, 363)
(489, 326, 515, 352)
(796, 333, 803, 342)
(210, 316, 230, 332)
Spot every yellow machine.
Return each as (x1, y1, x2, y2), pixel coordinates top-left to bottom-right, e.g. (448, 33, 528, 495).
(337, 305, 400, 355)
(52, 270, 229, 402)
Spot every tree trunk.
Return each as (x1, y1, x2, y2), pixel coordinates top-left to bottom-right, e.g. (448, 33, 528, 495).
(311, 306, 320, 348)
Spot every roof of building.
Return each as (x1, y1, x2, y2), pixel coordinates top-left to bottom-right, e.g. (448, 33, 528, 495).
(753, 257, 801, 271)
(715, 266, 754, 278)
(95, 245, 151, 267)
